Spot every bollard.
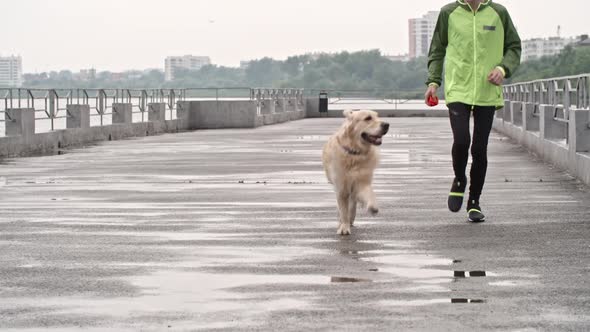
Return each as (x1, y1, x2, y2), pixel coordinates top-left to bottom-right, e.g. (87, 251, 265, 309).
(66, 104, 90, 129)
(5, 108, 35, 137)
(573, 110, 590, 152)
(523, 102, 540, 131)
(305, 97, 321, 117)
(112, 103, 132, 124)
(176, 101, 192, 130)
(260, 99, 275, 115)
(502, 100, 511, 122)
(148, 103, 166, 122)
(510, 101, 523, 126)
(540, 105, 566, 140)
(274, 98, 286, 113)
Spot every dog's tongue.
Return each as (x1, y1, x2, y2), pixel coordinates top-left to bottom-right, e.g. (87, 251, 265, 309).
(374, 137, 383, 145)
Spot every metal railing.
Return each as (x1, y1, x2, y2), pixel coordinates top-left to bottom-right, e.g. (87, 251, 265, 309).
(0, 87, 305, 135)
(503, 74, 590, 126)
(304, 88, 427, 110)
(497, 73, 590, 185)
(0, 88, 187, 131)
(250, 88, 305, 115)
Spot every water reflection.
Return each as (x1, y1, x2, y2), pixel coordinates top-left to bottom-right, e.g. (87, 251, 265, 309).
(330, 276, 372, 283)
(454, 271, 487, 278)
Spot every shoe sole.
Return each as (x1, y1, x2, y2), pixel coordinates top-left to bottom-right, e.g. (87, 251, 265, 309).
(468, 217, 486, 223)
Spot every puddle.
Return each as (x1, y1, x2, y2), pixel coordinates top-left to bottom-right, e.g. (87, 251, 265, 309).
(361, 250, 454, 284)
(454, 270, 487, 278)
(330, 276, 372, 283)
(340, 250, 360, 255)
(382, 298, 486, 306)
(78, 231, 242, 242)
(0, 271, 321, 330)
(489, 280, 534, 287)
(451, 298, 486, 304)
(382, 299, 449, 306)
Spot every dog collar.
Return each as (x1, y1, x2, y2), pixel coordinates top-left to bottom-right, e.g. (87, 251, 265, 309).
(337, 138, 362, 155)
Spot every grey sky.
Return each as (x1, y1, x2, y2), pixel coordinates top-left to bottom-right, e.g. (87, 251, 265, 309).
(2, 0, 588, 73)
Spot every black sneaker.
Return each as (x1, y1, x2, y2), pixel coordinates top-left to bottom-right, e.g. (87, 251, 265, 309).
(448, 178, 466, 212)
(467, 199, 485, 223)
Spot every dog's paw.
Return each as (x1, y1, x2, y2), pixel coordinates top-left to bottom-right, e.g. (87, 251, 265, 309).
(337, 224, 351, 235)
(368, 206, 379, 216)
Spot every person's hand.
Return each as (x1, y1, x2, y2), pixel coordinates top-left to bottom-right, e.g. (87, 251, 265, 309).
(424, 85, 438, 105)
(488, 68, 505, 86)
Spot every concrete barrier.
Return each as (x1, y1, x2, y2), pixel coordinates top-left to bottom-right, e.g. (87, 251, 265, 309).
(260, 99, 275, 115)
(493, 102, 590, 186)
(176, 100, 191, 131)
(66, 104, 90, 129)
(188, 100, 259, 129)
(285, 99, 297, 112)
(275, 99, 286, 113)
(523, 103, 540, 132)
(5, 108, 35, 137)
(0, 120, 182, 158)
(148, 103, 166, 122)
(186, 100, 305, 129)
(113, 103, 132, 124)
(305, 98, 321, 118)
(0, 89, 308, 158)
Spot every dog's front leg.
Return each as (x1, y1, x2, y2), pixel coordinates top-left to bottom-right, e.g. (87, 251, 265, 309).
(336, 191, 351, 235)
(358, 185, 379, 216)
(348, 196, 357, 227)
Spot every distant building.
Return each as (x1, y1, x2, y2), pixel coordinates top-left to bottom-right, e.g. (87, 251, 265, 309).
(521, 35, 580, 62)
(384, 54, 410, 62)
(0, 55, 23, 87)
(165, 55, 211, 81)
(78, 68, 96, 81)
(409, 11, 439, 59)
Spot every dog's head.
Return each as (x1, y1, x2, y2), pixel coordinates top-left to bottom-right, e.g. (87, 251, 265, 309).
(342, 110, 389, 146)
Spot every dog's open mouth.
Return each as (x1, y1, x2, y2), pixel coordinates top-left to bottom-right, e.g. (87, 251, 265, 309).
(362, 133, 383, 146)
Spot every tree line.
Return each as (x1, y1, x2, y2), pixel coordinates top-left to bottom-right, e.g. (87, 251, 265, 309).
(21, 47, 590, 95)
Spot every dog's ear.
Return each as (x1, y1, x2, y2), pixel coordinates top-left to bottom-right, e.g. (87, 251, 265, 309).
(343, 110, 354, 119)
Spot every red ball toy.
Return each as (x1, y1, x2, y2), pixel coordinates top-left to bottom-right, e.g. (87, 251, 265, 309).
(427, 95, 439, 107)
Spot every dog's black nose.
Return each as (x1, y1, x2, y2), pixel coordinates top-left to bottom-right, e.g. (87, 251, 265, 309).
(381, 122, 390, 131)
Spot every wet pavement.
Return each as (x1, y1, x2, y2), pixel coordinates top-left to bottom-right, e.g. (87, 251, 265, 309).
(1, 118, 589, 331)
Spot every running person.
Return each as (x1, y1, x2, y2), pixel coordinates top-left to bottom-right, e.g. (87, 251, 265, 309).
(425, 0, 521, 222)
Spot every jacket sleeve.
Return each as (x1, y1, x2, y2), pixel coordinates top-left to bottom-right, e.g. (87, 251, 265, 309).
(426, 11, 449, 86)
(499, 10, 521, 78)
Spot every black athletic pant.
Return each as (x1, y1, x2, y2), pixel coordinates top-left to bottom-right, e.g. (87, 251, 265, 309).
(448, 103, 496, 201)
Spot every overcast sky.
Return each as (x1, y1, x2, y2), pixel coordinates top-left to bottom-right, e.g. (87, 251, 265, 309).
(2, 0, 588, 73)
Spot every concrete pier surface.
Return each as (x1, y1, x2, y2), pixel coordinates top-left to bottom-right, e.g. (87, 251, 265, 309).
(0, 118, 589, 331)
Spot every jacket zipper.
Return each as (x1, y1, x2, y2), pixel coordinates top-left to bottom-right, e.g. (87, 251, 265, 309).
(472, 3, 481, 108)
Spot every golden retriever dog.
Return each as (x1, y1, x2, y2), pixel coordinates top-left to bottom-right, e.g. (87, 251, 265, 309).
(322, 110, 389, 235)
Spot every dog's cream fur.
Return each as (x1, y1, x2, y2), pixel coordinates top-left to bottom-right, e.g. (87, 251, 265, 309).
(322, 110, 389, 235)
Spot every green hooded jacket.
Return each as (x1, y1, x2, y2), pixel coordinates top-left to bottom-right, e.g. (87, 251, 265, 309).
(427, 0, 522, 108)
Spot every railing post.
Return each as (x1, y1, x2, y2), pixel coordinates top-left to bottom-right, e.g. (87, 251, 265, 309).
(49, 89, 56, 131)
(99, 89, 105, 126)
